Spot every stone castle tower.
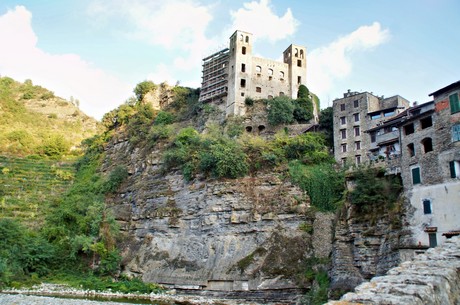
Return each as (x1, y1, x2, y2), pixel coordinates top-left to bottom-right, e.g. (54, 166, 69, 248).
(199, 30, 307, 116)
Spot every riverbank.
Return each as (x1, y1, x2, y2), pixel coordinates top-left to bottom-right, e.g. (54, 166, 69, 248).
(0, 283, 267, 305)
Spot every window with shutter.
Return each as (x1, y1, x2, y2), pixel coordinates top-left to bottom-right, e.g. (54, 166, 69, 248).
(412, 167, 421, 184)
(449, 93, 460, 114)
(452, 124, 460, 142)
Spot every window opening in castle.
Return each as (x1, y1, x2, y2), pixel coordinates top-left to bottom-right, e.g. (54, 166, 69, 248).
(355, 141, 361, 150)
(422, 137, 433, 153)
(371, 113, 381, 120)
(300, 49, 304, 59)
(297, 59, 301, 67)
(240, 79, 246, 88)
(242, 46, 246, 55)
(241, 92, 245, 97)
(404, 123, 415, 135)
(256, 65, 261, 73)
(256, 87, 261, 93)
(340, 104, 346, 111)
(297, 76, 301, 84)
(423, 199, 432, 214)
(241, 63, 246, 72)
(340, 116, 346, 125)
(245, 36, 249, 43)
(279, 92, 285, 96)
(258, 125, 265, 132)
(240, 34, 243, 41)
(341, 144, 347, 153)
(420, 116, 432, 129)
(279, 71, 284, 78)
(354, 100, 359, 107)
(268, 95, 273, 99)
(449, 93, 460, 114)
(354, 113, 359, 122)
(269, 76, 272, 81)
(245, 126, 252, 132)
(407, 143, 415, 157)
(268, 69, 273, 76)
(341, 129, 346, 139)
(295, 48, 298, 57)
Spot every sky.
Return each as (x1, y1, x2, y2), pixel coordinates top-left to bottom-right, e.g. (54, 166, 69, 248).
(0, 0, 459, 120)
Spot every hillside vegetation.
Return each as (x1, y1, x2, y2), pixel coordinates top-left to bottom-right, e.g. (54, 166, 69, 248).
(1, 80, 366, 304)
(0, 76, 99, 157)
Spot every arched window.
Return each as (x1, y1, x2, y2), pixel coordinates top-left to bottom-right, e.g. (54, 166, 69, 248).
(245, 36, 249, 43)
(300, 49, 304, 59)
(242, 46, 246, 55)
(279, 71, 284, 78)
(422, 137, 433, 153)
(295, 48, 299, 57)
(256, 66, 261, 73)
(268, 68, 273, 76)
(240, 34, 243, 41)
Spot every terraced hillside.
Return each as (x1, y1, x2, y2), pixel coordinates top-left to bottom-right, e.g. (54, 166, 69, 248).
(0, 156, 75, 227)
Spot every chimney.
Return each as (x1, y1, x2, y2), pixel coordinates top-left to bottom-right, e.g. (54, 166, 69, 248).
(413, 101, 418, 107)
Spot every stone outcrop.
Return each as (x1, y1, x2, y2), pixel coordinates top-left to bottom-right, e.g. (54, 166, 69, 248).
(329, 198, 411, 293)
(327, 236, 460, 305)
(102, 138, 334, 301)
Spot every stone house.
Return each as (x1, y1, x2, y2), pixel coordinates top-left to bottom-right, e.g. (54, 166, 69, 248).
(199, 30, 307, 117)
(332, 90, 409, 166)
(336, 81, 460, 248)
(402, 80, 460, 247)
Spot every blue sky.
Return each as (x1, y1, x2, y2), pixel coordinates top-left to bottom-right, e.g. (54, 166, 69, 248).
(0, 0, 458, 119)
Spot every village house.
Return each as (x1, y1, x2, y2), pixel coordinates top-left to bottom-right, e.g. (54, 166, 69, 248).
(332, 80, 460, 248)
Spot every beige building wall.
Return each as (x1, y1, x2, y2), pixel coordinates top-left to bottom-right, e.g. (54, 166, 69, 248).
(200, 30, 308, 117)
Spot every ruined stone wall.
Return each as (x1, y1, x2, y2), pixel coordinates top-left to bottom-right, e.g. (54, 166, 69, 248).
(327, 236, 460, 305)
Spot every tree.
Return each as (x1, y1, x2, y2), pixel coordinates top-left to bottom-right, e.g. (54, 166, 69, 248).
(319, 107, 334, 148)
(267, 96, 295, 126)
(297, 84, 309, 99)
(293, 98, 313, 123)
(134, 81, 157, 101)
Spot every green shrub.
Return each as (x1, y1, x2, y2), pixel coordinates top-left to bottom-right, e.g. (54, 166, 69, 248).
(133, 80, 157, 101)
(289, 161, 344, 212)
(267, 96, 295, 126)
(103, 166, 128, 194)
(349, 167, 402, 208)
(244, 97, 254, 106)
(293, 98, 313, 123)
(154, 111, 175, 125)
(41, 134, 70, 157)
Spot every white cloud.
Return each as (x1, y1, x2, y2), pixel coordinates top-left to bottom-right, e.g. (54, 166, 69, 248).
(0, 6, 132, 119)
(308, 22, 390, 108)
(229, 0, 299, 43)
(87, 0, 216, 77)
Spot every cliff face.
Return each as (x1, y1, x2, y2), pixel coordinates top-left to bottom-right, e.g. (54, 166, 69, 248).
(102, 138, 334, 294)
(329, 195, 412, 293)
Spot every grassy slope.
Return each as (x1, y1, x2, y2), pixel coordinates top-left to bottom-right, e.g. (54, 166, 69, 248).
(0, 76, 100, 227)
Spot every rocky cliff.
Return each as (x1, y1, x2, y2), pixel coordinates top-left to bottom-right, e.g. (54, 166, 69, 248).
(102, 137, 334, 301)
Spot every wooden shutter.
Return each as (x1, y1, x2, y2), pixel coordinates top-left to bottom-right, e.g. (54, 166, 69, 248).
(412, 167, 421, 184)
(449, 93, 460, 114)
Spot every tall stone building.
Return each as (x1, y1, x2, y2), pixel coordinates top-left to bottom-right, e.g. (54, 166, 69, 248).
(199, 30, 307, 116)
(332, 90, 410, 165)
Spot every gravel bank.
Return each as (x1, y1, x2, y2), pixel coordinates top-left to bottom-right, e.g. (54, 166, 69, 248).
(0, 283, 260, 305)
(0, 293, 149, 305)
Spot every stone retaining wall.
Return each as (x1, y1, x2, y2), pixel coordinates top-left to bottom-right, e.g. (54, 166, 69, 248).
(327, 236, 460, 305)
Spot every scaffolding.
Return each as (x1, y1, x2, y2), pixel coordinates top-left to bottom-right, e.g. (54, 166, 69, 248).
(199, 48, 229, 103)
